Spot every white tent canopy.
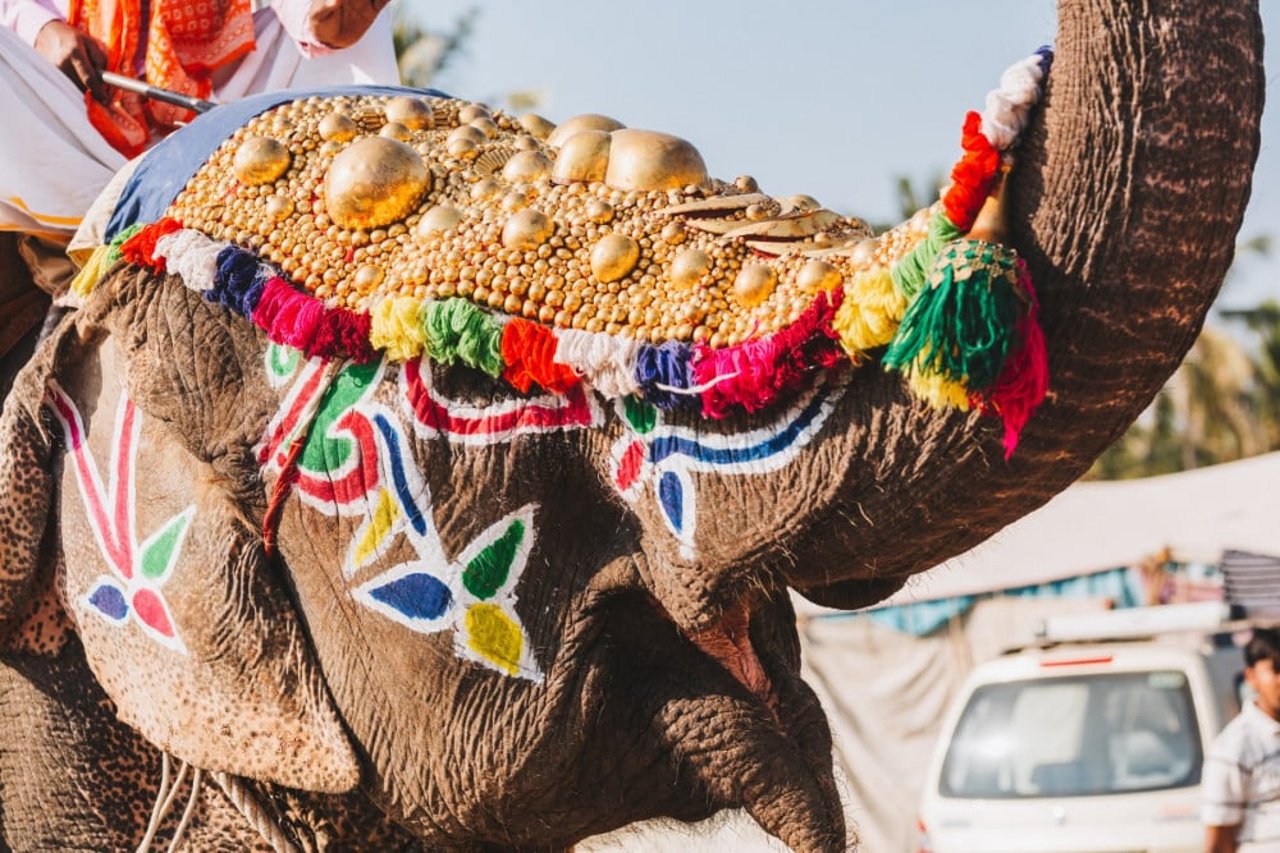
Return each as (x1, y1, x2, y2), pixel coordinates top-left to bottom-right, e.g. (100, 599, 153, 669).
(881, 451, 1280, 607)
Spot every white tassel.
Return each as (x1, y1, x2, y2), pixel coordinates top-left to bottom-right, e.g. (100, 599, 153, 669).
(981, 54, 1046, 151)
(153, 230, 223, 293)
(554, 329, 642, 398)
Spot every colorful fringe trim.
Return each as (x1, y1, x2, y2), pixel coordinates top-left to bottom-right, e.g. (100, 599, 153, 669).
(75, 47, 1053, 458)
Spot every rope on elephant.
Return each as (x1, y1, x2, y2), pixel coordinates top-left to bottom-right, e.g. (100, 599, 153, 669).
(137, 752, 187, 853)
(168, 768, 203, 852)
(211, 770, 303, 853)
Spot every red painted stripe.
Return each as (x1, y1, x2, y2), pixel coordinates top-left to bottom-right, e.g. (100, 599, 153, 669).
(51, 390, 131, 576)
(404, 359, 593, 438)
(112, 401, 137, 569)
(1040, 656, 1114, 668)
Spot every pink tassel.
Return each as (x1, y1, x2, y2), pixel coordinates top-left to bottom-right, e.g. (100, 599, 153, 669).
(976, 264, 1049, 458)
(693, 290, 844, 418)
(251, 277, 326, 353)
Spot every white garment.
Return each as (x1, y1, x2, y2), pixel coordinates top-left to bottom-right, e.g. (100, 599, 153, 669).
(1202, 701, 1280, 851)
(0, 25, 126, 239)
(0, 1, 398, 240)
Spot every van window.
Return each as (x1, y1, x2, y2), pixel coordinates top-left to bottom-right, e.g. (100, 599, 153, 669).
(939, 671, 1202, 799)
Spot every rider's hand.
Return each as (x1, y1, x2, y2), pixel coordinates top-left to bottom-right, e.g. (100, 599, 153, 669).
(34, 20, 108, 103)
(307, 0, 391, 50)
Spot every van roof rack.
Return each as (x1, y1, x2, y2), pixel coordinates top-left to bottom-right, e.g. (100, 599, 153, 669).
(1033, 601, 1232, 646)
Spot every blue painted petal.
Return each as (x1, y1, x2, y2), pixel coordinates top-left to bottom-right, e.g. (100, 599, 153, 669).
(369, 573, 453, 621)
(659, 470, 684, 534)
(89, 583, 129, 621)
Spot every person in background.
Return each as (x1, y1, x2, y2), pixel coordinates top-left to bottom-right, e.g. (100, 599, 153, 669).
(1203, 627, 1280, 852)
(0, 0, 399, 353)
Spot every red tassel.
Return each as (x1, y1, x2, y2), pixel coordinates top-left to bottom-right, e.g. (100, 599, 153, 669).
(500, 318, 579, 394)
(120, 217, 182, 271)
(975, 264, 1049, 458)
(311, 310, 376, 363)
(942, 112, 1001, 232)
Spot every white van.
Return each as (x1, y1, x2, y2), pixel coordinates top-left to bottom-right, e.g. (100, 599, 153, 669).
(916, 603, 1243, 853)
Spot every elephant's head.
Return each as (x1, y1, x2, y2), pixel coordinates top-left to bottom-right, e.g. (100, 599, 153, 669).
(0, 0, 1263, 849)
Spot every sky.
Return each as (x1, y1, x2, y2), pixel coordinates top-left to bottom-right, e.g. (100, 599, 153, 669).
(403, 0, 1279, 313)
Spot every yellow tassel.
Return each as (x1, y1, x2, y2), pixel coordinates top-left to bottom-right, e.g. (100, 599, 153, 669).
(833, 268, 907, 359)
(908, 368, 972, 410)
(70, 244, 113, 298)
(370, 297, 427, 361)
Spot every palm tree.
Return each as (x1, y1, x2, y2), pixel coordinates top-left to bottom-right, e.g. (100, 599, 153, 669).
(393, 6, 479, 88)
(1089, 237, 1278, 479)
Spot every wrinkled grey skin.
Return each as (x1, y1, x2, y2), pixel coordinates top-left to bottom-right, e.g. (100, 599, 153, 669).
(0, 0, 1264, 850)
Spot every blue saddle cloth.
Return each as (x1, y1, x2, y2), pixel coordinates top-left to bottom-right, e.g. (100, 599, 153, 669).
(106, 85, 450, 241)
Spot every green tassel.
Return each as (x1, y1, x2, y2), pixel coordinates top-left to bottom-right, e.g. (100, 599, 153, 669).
(422, 298, 505, 377)
(106, 223, 144, 266)
(883, 239, 1024, 393)
(890, 213, 964, 301)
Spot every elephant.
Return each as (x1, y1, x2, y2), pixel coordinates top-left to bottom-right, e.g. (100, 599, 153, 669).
(0, 0, 1264, 849)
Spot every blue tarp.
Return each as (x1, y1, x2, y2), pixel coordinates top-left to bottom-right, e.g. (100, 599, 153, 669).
(834, 566, 1145, 636)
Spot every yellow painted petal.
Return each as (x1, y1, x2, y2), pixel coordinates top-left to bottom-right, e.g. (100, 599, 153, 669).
(465, 603, 523, 676)
(354, 489, 400, 565)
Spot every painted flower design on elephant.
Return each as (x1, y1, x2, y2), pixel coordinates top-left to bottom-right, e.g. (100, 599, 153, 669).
(47, 384, 194, 654)
(610, 383, 842, 559)
(259, 344, 546, 680)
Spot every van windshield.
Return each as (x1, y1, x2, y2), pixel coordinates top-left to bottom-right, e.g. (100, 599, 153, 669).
(940, 670, 1202, 799)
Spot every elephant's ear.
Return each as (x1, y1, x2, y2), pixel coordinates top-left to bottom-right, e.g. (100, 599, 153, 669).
(49, 335, 360, 793)
(0, 313, 83, 650)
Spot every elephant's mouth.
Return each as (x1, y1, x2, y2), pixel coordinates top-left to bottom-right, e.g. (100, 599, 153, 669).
(620, 589, 846, 850)
(685, 597, 777, 716)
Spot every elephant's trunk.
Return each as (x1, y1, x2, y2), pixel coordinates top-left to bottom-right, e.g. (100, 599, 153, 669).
(786, 0, 1264, 606)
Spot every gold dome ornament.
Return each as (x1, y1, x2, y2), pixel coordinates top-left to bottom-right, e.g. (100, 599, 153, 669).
(324, 137, 430, 230)
(353, 264, 385, 291)
(547, 114, 625, 148)
(519, 113, 556, 140)
(670, 248, 712, 289)
(265, 195, 295, 221)
(552, 130, 611, 184)
(417, 205, 463, 236)
(502, 151, 553, 183)
(232, 136, 291, 186)
(318, 112, 357, 142)
(797, 259, 841, 293)
(380, 121, 413, 142)
(590, 233, 640, 283)
(583, 198, 614, 224)
(502, 208, 554, 250)
(457, 102, 492, 124)
(604, 129, 707, 192)
(385, 96, 434, 130)
(733, 263, 778, 307)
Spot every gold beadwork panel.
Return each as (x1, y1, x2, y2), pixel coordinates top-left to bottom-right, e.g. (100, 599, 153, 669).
(169, 94, 929, 345)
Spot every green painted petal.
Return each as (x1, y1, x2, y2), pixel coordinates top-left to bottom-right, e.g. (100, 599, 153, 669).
(268, 344, 301, 380)
(300, 360, 381, 473)
(139, 508, 193, 582)
(463, 519, 524, 600)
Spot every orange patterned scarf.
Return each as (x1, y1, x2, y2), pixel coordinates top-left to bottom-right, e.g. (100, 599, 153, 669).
(71, 0, 255, 156)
